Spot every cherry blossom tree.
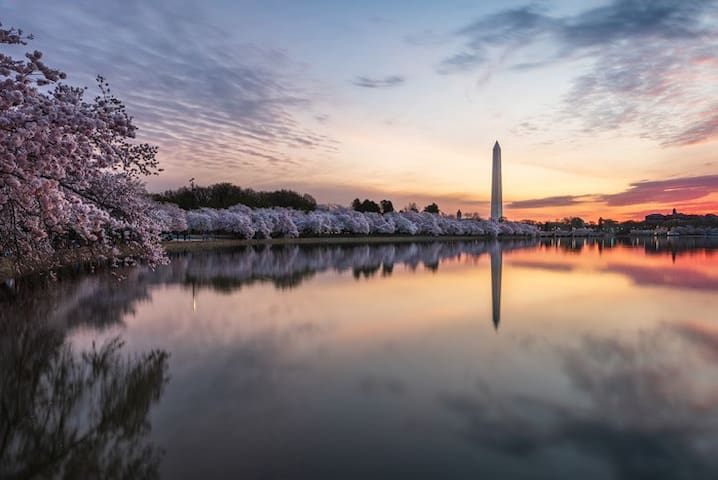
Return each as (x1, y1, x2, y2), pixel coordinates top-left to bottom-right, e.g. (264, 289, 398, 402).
(186, 209, 214, 233)
(0, 22, 164, 275)
(150, 201, 188, 234)
(176, 205, 539, 239)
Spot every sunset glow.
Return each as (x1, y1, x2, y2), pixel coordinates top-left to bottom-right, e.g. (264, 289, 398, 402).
(4, 0, 717, 219)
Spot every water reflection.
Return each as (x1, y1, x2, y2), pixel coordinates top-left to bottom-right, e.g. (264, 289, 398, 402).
(490, 244, 502, 330)
(539, 235, 718, 258)
(172, 240, 537, 294)
(442, 328, 718, 479)
(2, 238, 718, 478)
(4, 237, 716, 332)
(0, 283, 169, 479)
(5, 241, 534, 332)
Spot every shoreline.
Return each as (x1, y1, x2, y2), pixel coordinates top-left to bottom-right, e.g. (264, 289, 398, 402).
(4, 233, 716, 283)
(161, 234, 523, 252)
(0, 235, 525, 282)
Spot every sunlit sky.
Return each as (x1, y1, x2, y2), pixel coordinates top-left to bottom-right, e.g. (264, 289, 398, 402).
(4, 0, 718, 220)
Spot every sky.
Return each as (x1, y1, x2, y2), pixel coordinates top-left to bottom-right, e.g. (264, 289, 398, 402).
(3, 0, 718, 220)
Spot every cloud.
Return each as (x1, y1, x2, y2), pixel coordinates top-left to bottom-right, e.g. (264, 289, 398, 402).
(3, 0, 336, 186)
(668, 110, 718, 146)
(352, 75, 406, 88)
(437, 1, 718, 146)
(437, 51, 486, 74)
(508, 194, 593, 209)
(600, 175, 718, 206)
(442, 2, 715, 72)
(508, 174, 718, 211)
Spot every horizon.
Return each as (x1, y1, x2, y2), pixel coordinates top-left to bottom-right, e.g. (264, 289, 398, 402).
(5, 0, 718, 221)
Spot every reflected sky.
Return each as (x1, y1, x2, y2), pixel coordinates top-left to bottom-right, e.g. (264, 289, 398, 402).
(3, 238, 718, 479)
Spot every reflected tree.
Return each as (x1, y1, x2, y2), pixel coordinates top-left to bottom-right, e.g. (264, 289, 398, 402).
(172, 240, 539, 295)
(0, 297, 169, 479)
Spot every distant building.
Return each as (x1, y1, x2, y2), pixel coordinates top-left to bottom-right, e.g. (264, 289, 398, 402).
(646, 209, 687, 223)
(491, 141, 503, 220)
(645, 213, 667, 223)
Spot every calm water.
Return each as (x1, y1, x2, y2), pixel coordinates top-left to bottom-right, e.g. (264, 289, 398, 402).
(3, 238, 718, 479)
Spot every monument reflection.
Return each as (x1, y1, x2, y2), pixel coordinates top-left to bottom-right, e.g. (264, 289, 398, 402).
(490, 243, 502, 330)
(4, 238, 718, 479)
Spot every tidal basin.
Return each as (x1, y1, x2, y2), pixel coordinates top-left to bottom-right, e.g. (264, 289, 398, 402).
(3, 238, 718, 479)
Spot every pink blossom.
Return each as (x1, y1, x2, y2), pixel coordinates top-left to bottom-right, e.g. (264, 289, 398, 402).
(0, 22, 165, 275)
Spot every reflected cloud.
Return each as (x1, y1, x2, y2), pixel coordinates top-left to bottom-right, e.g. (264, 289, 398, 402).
(1, 241, 538, 340)
(603, 263, 718, 291)
(672, 320, 718, 362)
(441, 328, 718, 479)
(5, 238, 714, 340)
(509, 260, 575, 272)
(358, 375, 406, 397)
(509, 237, 718, 291)
(3, 239, 718, 477)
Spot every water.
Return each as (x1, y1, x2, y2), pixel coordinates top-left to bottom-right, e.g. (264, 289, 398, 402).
(2, 238, 718, 479)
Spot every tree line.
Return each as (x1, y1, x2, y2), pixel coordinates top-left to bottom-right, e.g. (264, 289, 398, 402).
(153, 185, 447, 217)
(152, 182, 318, 211)
(350, 198, 441, 215)
(534, 213, 718, 235)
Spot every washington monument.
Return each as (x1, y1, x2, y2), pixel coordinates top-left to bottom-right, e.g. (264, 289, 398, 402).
(491, 141, 503, 220)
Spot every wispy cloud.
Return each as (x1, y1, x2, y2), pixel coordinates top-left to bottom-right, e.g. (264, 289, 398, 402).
(600, 175, 718, 206)
(508, 195, 593, 209)
(352, 75, 406, 88)
(508, 174, 718, 210)
(437, 0, 718, 146)
(3, 0, 336, 186)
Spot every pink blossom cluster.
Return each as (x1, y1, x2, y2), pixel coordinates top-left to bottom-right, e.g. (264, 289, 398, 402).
(150, 201, 188, 233)
(0, 22, 165, 274)
(178, 205, 539, 238)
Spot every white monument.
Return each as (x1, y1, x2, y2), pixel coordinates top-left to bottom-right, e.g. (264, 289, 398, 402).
(491, 141, 503, 220)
